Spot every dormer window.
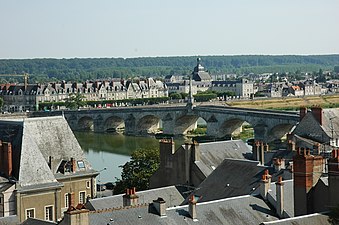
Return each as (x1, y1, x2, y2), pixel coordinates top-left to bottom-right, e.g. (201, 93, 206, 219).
(57, 158, 76, 174)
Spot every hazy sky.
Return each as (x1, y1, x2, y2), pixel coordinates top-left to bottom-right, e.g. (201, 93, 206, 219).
(1, 0, 338, 59)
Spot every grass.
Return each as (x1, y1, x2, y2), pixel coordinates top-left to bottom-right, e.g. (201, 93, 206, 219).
(226, 94, 339, 110)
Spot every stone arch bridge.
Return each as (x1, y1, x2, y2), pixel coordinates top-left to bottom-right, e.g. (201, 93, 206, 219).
(37, 105, 300, 143)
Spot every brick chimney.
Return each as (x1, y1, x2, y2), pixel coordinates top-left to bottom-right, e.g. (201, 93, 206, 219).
(260, 170, 271, 200)
(123, 187, 139, 207)
(70, 192, 75, 208)
(276, 176, 285, 219)
(188, 195, 199, 221)
(153, 197, 166, 217)
(313, 143, 321, 155)
(61, 204, 89, 225)
(252, 141, 260, 161)
(159, 138, 175, 168)
(293, 148, 324, 216)
(311, 106, 323, 125)
(273, 158, 285, 172)
(259, 142, 265, 165)
(71, 158, 76, 173)
(191, 141, 200, 162)
(300, 107, 307, 121)
(328, 149, 339, 208)
(0, 142, 13, 177)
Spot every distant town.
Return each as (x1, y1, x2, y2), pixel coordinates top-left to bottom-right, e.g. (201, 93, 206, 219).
(0, 56, 339, 225)
(1, 56, 339, 112)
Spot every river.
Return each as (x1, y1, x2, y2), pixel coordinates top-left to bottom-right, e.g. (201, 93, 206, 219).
(74, 132, 186, 183)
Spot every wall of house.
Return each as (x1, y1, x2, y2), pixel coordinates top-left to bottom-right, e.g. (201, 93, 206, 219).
(58, 177, 95, 212)
(17, 188, 60, 223)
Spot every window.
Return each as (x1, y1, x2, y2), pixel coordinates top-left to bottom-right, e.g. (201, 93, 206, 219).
(26, 208, 35, 219)
(45, 206, 53, 221)
(79, 191, 86, 204)
(86, 181, 90, 189)
(65, 193, 69, 208)
(77, 160, 85, 169)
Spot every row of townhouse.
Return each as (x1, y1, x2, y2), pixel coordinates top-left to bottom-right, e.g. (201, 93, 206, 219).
(257, 79, 327, 98)
(165, 58, 255, 98)
(0, 78, 168, 112)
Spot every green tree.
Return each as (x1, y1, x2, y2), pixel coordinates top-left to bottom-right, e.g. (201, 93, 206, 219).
(169, 92, 182, 99)
(329, 204, 339, 225)
(65, 93, 86, 109)
(0, 97, 3, 110)
(114, 147, 160, 194)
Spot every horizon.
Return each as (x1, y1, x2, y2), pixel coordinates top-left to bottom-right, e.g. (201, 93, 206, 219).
(1, 53, 339, 61)
(1, 0, 338, 59)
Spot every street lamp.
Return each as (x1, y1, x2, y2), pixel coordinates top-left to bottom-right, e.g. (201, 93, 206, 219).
(98, 167, 107, 198)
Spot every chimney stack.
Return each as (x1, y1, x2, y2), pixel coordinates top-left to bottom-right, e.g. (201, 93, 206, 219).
(276, 176, 285, 218)
(123, 187, 139, 207)
(252, 141, 260, 161)
(273, 158, 285, 172)
(191, 141, 200, 162)
(71, 158, 76, 173)
(0, 142, 13, 177)
(293, 149, 324, 216)
(328, 149, 339, 208)
(153, 198, 166, 217)
(260, 170, 271, 200)
(311, 106, 323, 125)
(259, 142, 265, 165)
(159, 138, 175, 168)
(188, 195, 199, 221)
(62, 204, 89, 225)
(300, 107, 307, 121)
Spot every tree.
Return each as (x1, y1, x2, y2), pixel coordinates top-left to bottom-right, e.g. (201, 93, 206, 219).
(65, 93, 86, 109)
(0, 97, 3, 111)
(329, 204, 339, 225)
(114, 147, 160, 194)
(169, 92, 182, 99)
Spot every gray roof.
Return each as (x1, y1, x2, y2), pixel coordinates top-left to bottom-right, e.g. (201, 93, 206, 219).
(0, 215, 19, 225)
(187, 159, 266, 203)
(88, 195, 278, 225)
(86, 185, 185, 210)
(185, 157, 292, 204)
(0, 116, 96, 189)
(261, 213, 331, 225)
(321, 108, 339, 138)
(267, 180, 294, 217)
(194, 140, 251, 176)
(21, 218, 57, 225)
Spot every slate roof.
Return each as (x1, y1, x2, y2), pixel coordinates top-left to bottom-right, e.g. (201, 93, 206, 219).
(267, 180, 294, 217)
(186, 159, 266, 203)
(185, 157, 292, 204)
(0, 215, 19, 225)
(194, 140, 251, 176)
(261, 213, 331, 225)
(321, 108, 339, 138)
(88, 195, 278, 225)
(86, 185, 185, 211)
(21, 218, 57, 225)
(0, 116, 96, 189)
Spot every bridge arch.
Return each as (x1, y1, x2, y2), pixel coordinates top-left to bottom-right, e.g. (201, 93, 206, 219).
(78, 116, 94, 131)
(174, 115, 199, 135)
(136, 115, 162, 134)
(103, 116, 125, 133)
(267, 123, 295, 143)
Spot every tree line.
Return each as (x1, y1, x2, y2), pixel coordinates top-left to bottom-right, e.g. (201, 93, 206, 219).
(0, 55, 338, 83)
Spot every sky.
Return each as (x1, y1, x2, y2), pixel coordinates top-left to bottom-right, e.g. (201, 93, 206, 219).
(0, 0, 338, 59)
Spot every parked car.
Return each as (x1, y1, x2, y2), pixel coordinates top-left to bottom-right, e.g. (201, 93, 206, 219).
(96, 184, 106, 191)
